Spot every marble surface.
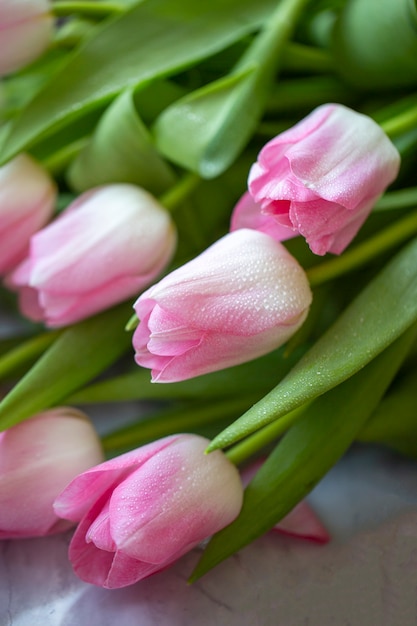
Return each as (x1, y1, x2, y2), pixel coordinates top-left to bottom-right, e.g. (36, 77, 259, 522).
(2, 444, 417, 626)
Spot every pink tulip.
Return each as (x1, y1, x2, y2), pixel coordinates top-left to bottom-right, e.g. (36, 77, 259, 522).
(133, 229, 312, 383)
(53, 434, 243, 589)
(0, 408, 104, 539)
(231, 104, 400, 255)
(0, 0, 53, 76)
(0, 154, 56, 275)
(8, 184, 177, 327)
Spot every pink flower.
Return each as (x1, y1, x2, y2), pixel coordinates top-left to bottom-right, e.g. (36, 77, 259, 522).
(0, 154, 56, 275)
(0, 407, 104, 539)
(133, 229, 312, 383)
(231, 104, 400, 255)
(0, 0, 53, 76)
(8, 184, 177, 327)
(53, 434, 243, 589)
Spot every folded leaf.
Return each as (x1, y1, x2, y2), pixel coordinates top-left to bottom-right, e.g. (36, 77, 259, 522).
(0, 0, 279, 163)
(154, 0, 309, 177)
(67, 88, 176, 193)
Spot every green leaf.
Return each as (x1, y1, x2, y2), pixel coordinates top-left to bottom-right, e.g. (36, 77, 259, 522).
(208, 236, 417, 451)
(66, 345, 304, 404)
(0, 0, 280, 164)
(102, 395, 260, 456)
(0, 303, 132, 431)
(67, 88, 176, 193)
(191, 324, 416, 582)
(359, 369, 417, 458)
(153, 0, 310, 177)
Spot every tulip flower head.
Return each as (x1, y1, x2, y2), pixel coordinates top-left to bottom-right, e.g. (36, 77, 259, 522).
(0, 0, 53, 76)
(54, 434, 244, 589)
(133, 229, 312, 382)
(0, 154, 56, 275)
(0, 408, 104, 539)
(231, 104, 400, 255)
(8, 184, 177, 327)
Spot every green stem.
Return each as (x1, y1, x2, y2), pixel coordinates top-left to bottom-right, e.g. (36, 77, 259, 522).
(226, 403, 309, 466)
(52, 1, 125, 18)
(307, 209, 417, 287)
(159, 172, 201, 212)
(374, 186, 417, 211)
(0, 331, 60, 379)
(381, 103, 417, 139)
(102, 395, 259, 455)
(266, 76, 354, 114)
(281, 42, 334, 74)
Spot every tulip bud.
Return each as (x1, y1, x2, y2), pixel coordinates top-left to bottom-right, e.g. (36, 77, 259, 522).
(54, 434, 243, 589)
(0, 154, 56, 275)
(231, 103, 400, 255)
(133, 229, 312, 383)
(0, 0, 53, 76)
(0, 408, 104, 539)
(332, 0, 417, 89)
(8, 184, 177, 327)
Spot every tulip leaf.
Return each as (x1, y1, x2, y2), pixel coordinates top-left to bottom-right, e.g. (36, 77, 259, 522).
(67, 88, 176, 193)
(153, 0, 309, 177)
(0, 303, 133, 431)
(358, 370, 417, 458)
(0, 0, 279, 164)
(191, 324, 416, 581)
(66, 345, 304, 404)
(208, 236, 417, 451)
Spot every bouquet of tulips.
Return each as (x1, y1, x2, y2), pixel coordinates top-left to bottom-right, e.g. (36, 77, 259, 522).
(1, 0, 417, 590)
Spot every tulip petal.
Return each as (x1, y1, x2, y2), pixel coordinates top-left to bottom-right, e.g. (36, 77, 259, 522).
(135, 230, 311, 336)
(54, 436, 179, 521)
(230, 191, 296, 242)
(242, 104, 400, 255)
(274, 500, 330, 544)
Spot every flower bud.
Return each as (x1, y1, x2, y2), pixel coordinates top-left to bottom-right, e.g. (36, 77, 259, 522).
(231, 104, 400, 255)
(332, 0, 417, 89)
(8, 184, 177, 327)
(0, 408, 104, 539)
(0, 0, 53, 76)
(133, 229, 312, 382)
(0, 154, 56, 275)
(54, 434, 243, 589)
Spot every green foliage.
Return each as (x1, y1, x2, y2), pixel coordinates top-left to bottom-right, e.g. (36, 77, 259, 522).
(0, 0, 279, 163)
(0, 303, 132, 431)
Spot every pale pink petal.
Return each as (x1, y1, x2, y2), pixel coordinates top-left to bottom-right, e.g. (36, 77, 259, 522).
(274, 500, 330, 544)
(54, 436, 179, 521)
(0, 409, 103, 538)
(8, 184, 176, 327)
(246, 104, 400, 255)
(230, 191, 296, 242)
(109, 436, 243, 562)
(134, 230, 311, 336)
(0, 1, 53, 76)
